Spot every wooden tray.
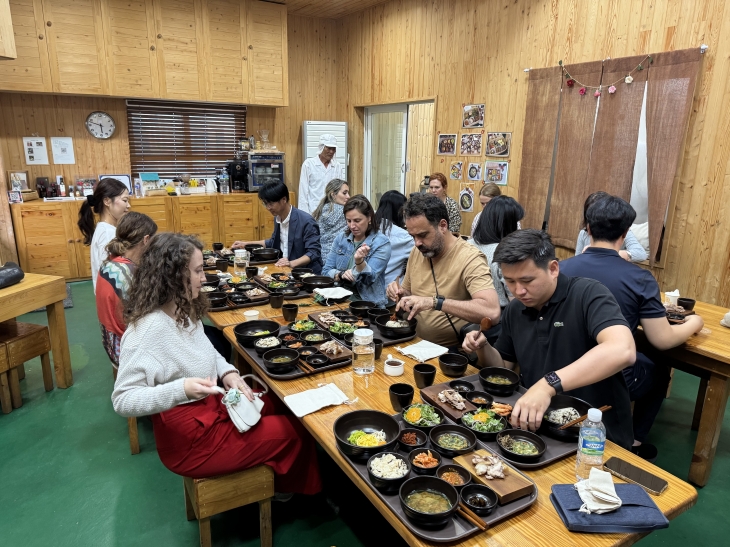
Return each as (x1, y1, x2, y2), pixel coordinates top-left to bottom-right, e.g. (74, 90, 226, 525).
(251, 275, 313, 300)
(420, 384, 478, 422)
(424, 375, 579, 470)
(453, 449, 534, 504)
(308, 310, 417, 347)
(335, 413, 538, 543)
(236, 285, 271, 303)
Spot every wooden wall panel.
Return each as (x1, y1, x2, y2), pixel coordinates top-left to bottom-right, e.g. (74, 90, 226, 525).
(335, 0, 730, 307)
(0, 93, 130, 187)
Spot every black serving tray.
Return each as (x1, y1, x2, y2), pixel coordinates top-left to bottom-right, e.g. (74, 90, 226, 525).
(336, 412, 537, 543)
(208, 297, 270, 312)
(424, 375, 579, 469)
(308, 311, 417, 347)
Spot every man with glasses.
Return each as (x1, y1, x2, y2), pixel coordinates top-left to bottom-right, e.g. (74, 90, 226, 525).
(232, 180, 323, 274)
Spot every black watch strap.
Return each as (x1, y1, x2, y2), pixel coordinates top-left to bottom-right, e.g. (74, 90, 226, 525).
(435, 296, 445, 311)
(544, 371, 563, 394)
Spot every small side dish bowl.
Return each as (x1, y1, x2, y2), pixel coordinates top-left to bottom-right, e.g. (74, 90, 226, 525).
(478, 367, 520, 396)
(495, 429, 546, 463)
(398, 428, 428, 451)
(428, 424, 477, 458)
(384, 358, 405, 377)
(438, 353, 469, 377)
(448, 380, 474, 393)
(254, 336, 282, 356)
(261, 348, 299, 373)
(460, 484, 498, 516)
(367, 452, 411, 493)
(408, 448, 442, 476)
(436, 464, 472, 489)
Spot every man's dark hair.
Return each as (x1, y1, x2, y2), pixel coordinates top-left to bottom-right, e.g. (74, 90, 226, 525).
(586, 195, 636, 242)
(402, 192, 449, 229)
(258, 180, 289, 204)
(493, 229, 556, 270)
(472, 196, 525, 245)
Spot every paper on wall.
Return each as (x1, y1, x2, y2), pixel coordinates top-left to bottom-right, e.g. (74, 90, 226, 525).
(51, 137, 76, 164)
(23, 137, 49, 165)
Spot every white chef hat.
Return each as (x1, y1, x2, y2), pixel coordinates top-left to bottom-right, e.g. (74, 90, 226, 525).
(318, 134, 338, 152)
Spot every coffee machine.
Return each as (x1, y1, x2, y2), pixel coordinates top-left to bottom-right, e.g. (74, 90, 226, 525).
(226, 158, 249, 192)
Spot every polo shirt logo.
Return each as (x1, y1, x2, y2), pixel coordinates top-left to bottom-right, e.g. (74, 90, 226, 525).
(554, 322, 564, 327)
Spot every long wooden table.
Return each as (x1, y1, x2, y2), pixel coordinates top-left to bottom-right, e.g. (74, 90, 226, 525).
(0, 273, 72, 388)
(218, 304, 698, 546)
(636, 301, 730, 487)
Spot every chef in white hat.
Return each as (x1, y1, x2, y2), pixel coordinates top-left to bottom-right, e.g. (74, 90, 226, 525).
(298, 133, 346, 215)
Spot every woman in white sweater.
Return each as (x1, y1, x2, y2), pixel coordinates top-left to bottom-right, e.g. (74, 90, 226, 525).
(112, 232, 321, 494)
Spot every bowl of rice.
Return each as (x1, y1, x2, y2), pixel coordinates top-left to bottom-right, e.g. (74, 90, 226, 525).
(538, 394, 591, 440)
(367, 452, 411, 492)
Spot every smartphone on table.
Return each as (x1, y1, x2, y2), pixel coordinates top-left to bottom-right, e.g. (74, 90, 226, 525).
(603, 456, 668, 495)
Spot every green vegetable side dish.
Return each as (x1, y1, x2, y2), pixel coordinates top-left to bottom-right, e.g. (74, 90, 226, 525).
(403, 404, 442, 427)
(305, 334, 324, 342)
(437, 433, 469, 450)
(330, 322, 356, 334)
(268, 281, 288, 289)
(499, 434, 539, 455)
(291, 320, 316, 331)
(462, 408, 505, 433)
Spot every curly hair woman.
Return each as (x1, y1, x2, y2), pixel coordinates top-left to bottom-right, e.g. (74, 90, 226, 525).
(112, 232, 322, 494)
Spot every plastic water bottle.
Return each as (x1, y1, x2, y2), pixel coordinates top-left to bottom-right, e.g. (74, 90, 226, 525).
(576, 408, 606, 481)
(234, 249, 248, 277)
(352, 329, 375, 375)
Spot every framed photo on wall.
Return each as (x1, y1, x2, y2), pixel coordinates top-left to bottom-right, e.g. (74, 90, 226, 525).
(7, 171, 29, 191)
(467, 162, 482, 181)
(437, 133, 457, 155)
(450, 161, 464, 180)
(460, 133, 483, 156)
(462, 104, 485, 128)
(484, 161, 509, 185)
(486, 132, 511, 157)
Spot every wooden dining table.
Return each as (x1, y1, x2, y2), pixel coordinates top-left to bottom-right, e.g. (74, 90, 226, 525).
(635, 300, 730, 487)
(0, 273, 73, 388)
(210, 269, 698, 546)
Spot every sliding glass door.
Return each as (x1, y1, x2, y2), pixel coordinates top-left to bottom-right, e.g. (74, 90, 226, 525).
(364, 104, 408, 207)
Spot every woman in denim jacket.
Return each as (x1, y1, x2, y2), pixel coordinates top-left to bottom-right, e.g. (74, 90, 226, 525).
(323, 195, 392, 307)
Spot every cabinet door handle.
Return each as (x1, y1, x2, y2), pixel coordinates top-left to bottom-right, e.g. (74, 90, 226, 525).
(46, 21, 52, 27)
(38, 34, 44, 40)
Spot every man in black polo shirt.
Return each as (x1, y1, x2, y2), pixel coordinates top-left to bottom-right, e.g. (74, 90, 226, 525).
(463, 229, 637, 449)
(560, 195, 704, 461)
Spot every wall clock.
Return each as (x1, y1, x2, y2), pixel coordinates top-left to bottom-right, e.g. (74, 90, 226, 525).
(85, 111, 116, 139)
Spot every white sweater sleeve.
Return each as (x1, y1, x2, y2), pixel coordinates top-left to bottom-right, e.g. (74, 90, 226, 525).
(112, 341, 189, 418)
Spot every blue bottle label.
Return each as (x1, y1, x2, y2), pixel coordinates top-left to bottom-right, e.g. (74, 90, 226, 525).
(580, 435, 605, 456)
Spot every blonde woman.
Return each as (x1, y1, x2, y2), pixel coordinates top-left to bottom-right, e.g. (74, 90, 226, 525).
(428, 173, 461, 234)
(312, 179, 350, 258)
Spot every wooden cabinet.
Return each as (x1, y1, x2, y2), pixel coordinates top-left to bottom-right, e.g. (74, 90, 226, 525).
(219, 193, 258, 247)
(246, 0, 287, 106)
(128, 196, 173, 231)
(102, 0, 160, 98)
(41, 0, 110, 95)
(1, 0, 19, 59)
(0, 0, 288, 104)
(0, 0, 53, 91)
(172, 195, 218, 248)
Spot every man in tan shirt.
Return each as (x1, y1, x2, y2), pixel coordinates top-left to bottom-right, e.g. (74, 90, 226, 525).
(386, 193, 501, 347)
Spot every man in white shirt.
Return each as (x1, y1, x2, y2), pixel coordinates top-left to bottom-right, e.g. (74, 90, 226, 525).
(298, 134, 345, 214)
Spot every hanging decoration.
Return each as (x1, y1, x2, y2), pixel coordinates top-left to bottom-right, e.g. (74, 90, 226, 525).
(558, 55, 652, 97)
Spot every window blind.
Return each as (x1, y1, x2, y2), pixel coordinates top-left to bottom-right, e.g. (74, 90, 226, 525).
(126, 100, 246, 179)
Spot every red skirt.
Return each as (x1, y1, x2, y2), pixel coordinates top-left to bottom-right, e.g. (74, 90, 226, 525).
(151, 392, 321, 495)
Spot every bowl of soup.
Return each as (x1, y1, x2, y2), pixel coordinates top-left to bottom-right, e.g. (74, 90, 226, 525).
(478, 367, 520, 396)
(496, 429, 546, 463)
(261, 348, 299, 374)
(428, 424, 477, 458)
(399, 476, 459, 528)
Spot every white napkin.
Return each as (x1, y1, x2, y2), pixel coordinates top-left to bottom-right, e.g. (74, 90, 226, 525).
(314, 287, 353, 300)
(283, 383, 357, 418)
(575, 467, 622, 514)
(720, 311, 730, 329)
(395, 340, 449, 362)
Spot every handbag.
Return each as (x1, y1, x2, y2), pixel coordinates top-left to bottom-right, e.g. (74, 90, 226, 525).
(214, 374, 268, 433)
(0, 262, 24, 290)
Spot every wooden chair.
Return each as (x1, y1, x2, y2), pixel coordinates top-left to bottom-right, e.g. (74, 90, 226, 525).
(184, 465, 274, 547)
(0, 321, 54, 414)
(111, 366, 141, 455)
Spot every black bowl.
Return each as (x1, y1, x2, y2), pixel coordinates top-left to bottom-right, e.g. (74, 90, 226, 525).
(204, 273, 220, 283)
(302, 275, 335, 292)
(271, 273, 291, 281)
(538, 394, 592, 441)
(212, 242, 224, 251)
(436, 464, 472, 489)
(281, 303, 299, 322)
(342, 334, 354, 348)
(368, 308, 392, 322)
(288, 320, 317, 332)
(460, 410, 510, 441)
(301, 329, 331, 344)
(367, 452, 412, 493)
(448, 380, 474, 393)
(234, 320, 281, 348)
(296, 345, 319, 358)
(228, 293, 249, 305)
(438, 354, 469, 377)
(283, 339, 304, 350)
(401, 404, 446, 433)
(235, 282, 259, 292)
(306, 353, 330, 368)
(278, 332, 300, 344)
(291, 267, 313, 280)
(215, 259, 229, 272)
(408, 448, 442, 476)
(206, 291, 229, 308)
(398, 428, 428, 451)
(428, 424, 477, 458)
(349, 300, 376, 317)
(252, 248, 280, 261)
(496, 429, 546, 463)
(464, 391, 494, 407)
(328, 324, 357, 340)
(399, 476, 459, 528)
(333, 410, 400, 460)
(245, 244, 263, 253)
(479, 367, 520, 396)
(254, 336, 282, 356)
(375, 315, 418, 339)
(261, 348, 299, 374)
(202, 280, 220, 290)
(677, 297, 696, 311)
(279, 286, 301, 296)
(332, 310, 353, 318)
(460, 484, 498, 516)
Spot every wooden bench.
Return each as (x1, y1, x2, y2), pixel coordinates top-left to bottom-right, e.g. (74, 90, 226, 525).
(0, 321, 54, 414)
(184, 465, 274, 547)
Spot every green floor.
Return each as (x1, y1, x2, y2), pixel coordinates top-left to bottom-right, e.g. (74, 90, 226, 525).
(1, 280, 728, 546)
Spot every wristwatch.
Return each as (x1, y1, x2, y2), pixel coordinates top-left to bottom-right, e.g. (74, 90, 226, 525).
(544, 371, 563, 394)
(435, 296, 445, 311)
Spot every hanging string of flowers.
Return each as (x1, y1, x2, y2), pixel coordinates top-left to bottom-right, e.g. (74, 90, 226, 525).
(559, 55, 653, 97)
